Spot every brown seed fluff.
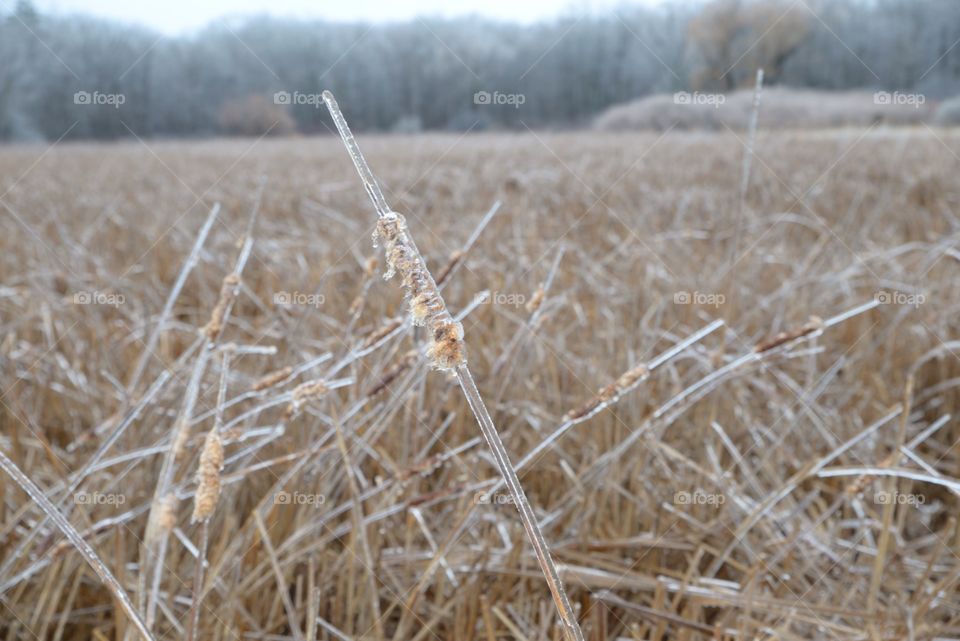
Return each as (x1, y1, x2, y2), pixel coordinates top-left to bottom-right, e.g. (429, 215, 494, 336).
(146, 493, 178, 545)
(754, 316, 824, 353)
(192, 429, 224, 523)
(284, 379, 329, 419)
(251, 366, 293, 392)
(526, 285, 545, 314)
(202, 273, 241, 340)
(374, 212, 466, 370)
(427, 321, 466, 370)
(362, 318, 402, 349)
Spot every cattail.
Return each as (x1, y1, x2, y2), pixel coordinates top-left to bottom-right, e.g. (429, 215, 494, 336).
(284, 379, 329, 419)
(567, 364, 650, 420)
(369, 350, 418, 396)
(202, 273, 240, 340)
(324, 91, 583, 641)
(348, 293, 364, 315)
(251, 366, 293, 392)
(373, 212, 466, 370)
(145, 493, 177, 545)
(362, 317, 402, 348)
(191, 429, 223, 523)
(753, 316, 824, 353)
(526, 285, 545, 314)
(363, 256, 378, 277)
(172, 417, 190, 459)
(434, 250, 464, 287)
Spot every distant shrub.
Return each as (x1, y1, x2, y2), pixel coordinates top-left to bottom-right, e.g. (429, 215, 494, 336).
(219, 94, 296, 137)
(594, 88, 933, 131)
(934, 96, 960, 126)
(391, 115, 423, 134)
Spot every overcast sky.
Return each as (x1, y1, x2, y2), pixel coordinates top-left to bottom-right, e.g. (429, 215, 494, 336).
(33, 0, 680, 34)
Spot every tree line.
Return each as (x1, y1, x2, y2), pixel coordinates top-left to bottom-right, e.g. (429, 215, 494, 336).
(1, 0, 958, 140)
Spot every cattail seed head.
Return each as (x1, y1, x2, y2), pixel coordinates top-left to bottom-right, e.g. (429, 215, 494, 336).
(284, 379, 329, 419)
(146, 493, 178, 545)
(363, 318, 403, 348)
(202, 273, 240, 340)
(172, 417, 191, 459)
(427, 321, 466, 370)
(434, 250, 464, 287)
(566, 364, 650, 420)
(251, 366, 293, 392)
(753, 315, 824, 353)
(369, 350, 418, 397)
(526, 285, 545, 314)
(192, 429, 224, 523)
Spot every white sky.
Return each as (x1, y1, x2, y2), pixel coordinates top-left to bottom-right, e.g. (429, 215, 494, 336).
(34, 0, 679, 35)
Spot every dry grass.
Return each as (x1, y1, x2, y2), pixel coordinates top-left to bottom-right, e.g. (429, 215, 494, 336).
(594, 88, 934, 131)
(1, 126, 960, 640)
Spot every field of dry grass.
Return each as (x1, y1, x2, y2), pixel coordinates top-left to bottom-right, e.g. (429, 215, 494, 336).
(1, 125, 960, 640)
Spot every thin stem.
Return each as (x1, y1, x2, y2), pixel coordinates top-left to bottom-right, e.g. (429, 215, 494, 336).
(186, 521, 209, 641)
(456, 365, 584, 641)
(0, 449, 158, 641)
(322, 91, 391, 218)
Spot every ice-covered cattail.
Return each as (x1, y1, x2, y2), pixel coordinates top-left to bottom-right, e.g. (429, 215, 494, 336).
(323, 91, 583, 641)
(754, 316, 824, 353)
(362, 318, 402, 348)
(251, 366, 293, 392)
(373, 212, 465, 370)
(566, 363, 650, 421)
(434, 250, 464, 287)
(427, 321, 466, 371)
(369, 350, 418, 396)
(526, 285, 545, 314)
(284, 379, 329, 419)
(192, 429, 223, 523)
(202, 273, 240, 340)
(145, 493, 177, 545)
(172, 417, 190, 460)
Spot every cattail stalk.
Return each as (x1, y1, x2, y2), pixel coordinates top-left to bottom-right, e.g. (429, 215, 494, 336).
(0, 449, 158, 641)
(187, 352, 228, 641)
(323, 90, 585, 641)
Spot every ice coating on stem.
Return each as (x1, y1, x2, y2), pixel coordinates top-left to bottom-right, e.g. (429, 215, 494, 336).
(323, 90, 585, 641)
(321, 90, 390, 217)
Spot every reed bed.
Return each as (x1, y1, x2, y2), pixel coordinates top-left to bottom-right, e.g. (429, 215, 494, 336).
(0, 124, 959, 641)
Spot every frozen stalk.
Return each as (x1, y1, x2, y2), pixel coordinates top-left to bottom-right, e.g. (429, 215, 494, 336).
(0, 449, 157, 641)
(322, 90, 585, 641)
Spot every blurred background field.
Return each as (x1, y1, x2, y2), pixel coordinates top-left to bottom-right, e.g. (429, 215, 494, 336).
(2, 126, 960, 639)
